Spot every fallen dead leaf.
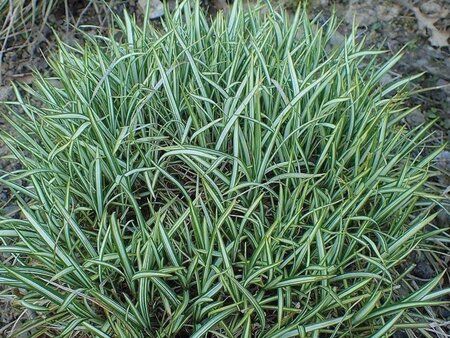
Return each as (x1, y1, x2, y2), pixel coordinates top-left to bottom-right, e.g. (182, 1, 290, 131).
(412, 6, 449, 47)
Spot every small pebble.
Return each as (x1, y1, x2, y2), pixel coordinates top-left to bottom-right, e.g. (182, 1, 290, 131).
(138, 0, 164, 19)
(405, 110, 426, 127)
(420, 1, 442, 16)
(435, 150, 450, 172)
(393, 331, 408, 338)
(412, 261, 435, 279)
(437, 210, 450, 228)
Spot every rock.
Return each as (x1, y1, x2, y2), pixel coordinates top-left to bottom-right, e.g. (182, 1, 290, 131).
(345, 0, 400, 26)
(376, 4, 400, 22)
(345, 1, 378, 26)
(138, 0, 164, 20)
(59, 30, 77, 47)
(420, 1, 442, 17)
(405, 110, 426, 127)
(0, 190, 7, 204)
(435, 150, 450, 172)
(0, 86, 12, 101)
(393, 331, 408, 338)
(168, 0, 177, 11)
(412, 261, 435, 279)
(380, 73, 394, 86)
(329, 31, 345, 49)
(436, 209, 450, 228)
(437, 79, 450, 96)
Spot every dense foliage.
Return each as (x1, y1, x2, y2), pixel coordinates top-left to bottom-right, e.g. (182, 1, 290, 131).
(0, 1, 448, 337)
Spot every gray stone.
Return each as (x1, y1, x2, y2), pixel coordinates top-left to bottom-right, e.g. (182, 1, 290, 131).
(138, 0, 165, 20)
(420, 1, 442, 16)
(435, 150, 450, 171)
(405, 110, 426, 127)
(0, 86, 12, 101)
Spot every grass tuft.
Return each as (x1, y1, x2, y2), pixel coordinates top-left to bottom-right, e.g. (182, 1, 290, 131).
(0, 1, 449, 336)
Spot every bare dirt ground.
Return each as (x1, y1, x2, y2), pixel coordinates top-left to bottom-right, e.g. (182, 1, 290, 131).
(0, 0, 449, 335)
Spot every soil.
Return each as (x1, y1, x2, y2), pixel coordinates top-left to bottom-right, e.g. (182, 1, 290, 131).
(0, 0, 449, 335)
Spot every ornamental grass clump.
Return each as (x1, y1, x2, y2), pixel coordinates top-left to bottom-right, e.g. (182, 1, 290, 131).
(0, 1, 449, 337)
